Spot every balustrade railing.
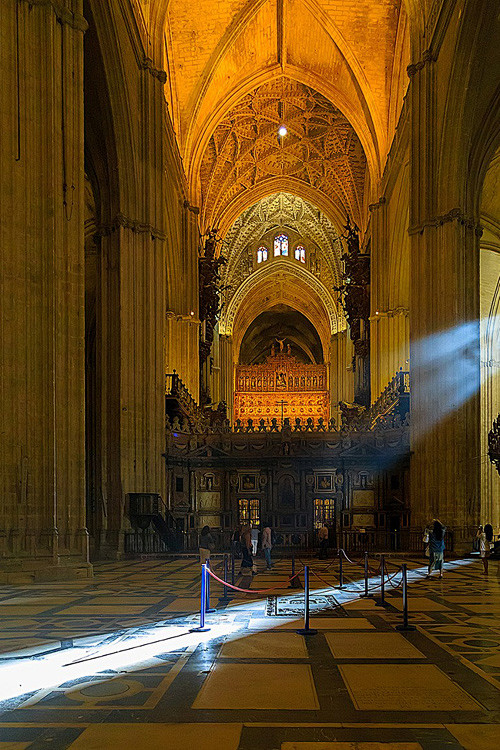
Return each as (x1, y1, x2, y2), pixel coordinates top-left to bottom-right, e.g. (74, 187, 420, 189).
(370, 368, 409, 426)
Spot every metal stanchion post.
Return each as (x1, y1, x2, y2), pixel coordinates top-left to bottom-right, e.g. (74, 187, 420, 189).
(296, 565, 318, 636)
(396, 563, 416, 631)
(339, 548, 343, 589)
(231, 553, 235, 586)
(376, 554, 386, 606)
(218, 554, 231, 604)
(288, 552, 296, 589)
(190, 564, 210, 632)
(361, 551, 373, 597)
(205, 559, 215, 612)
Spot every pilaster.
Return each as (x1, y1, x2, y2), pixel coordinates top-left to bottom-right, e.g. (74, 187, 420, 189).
(0, 0, 90, 578)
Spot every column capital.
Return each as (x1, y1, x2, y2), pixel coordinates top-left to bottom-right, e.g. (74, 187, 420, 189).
(407, 49, 436, 78)
(140, 58, 167, 84)
(369, 196, 386, 212)
(409, 208, 483, 236)
(96, 213, 166, 241)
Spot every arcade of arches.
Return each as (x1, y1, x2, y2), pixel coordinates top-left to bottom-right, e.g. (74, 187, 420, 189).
(1, 0, 500, 575)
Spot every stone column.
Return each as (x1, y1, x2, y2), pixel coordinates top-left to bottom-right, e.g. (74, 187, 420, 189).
(408, 54, 480, 546)
(330, 331, 354, 425)
(0, 0, 90, 579)
(219, 334, 234, 422)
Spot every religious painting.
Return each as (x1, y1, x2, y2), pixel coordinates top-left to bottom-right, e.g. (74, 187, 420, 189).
(240, 474, 256, 491)
(316, 474, 332, 490)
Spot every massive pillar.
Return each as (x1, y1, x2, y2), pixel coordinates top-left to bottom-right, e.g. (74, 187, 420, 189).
(0, 0, 91, 579)
(408, 52, 480, 546)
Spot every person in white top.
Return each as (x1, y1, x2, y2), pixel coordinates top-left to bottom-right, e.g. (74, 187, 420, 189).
(476, 524, 494, 574)
(250, 525, 260, 556)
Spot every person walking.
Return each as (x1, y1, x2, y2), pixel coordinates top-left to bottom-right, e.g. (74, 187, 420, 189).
(318, 523, 329, 559)
(426, 519, 446, 579)
(477, 524, 494, 574)
(261, 523, 273, 570)
(250, 524, 260, 556)
(199, 525, 214, 564)
(239, 524, 254, 574)
(231, 525, 242, 559)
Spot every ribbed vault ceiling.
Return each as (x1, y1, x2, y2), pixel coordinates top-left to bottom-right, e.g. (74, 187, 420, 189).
(200, 77, 367, 229)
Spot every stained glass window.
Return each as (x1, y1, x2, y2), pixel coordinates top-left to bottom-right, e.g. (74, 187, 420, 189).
(257, 246, 268, 263)
(295, 245, 306, 263)
(274, 234, 288, 256)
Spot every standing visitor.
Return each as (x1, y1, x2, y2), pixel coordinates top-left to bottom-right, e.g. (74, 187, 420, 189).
(426, 519, 446, 579)
(476, 524, 494, 574)
(261, 523, 273, 570)
(318, 523, 329, 559)
(231, 525, 242, 558)
(240, 524, 254, 574)
(250, 524, 260, 556)
(199, 525, 214, 564)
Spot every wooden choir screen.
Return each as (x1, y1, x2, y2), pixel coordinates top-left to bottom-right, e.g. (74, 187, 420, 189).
(234, 350, 329, 426)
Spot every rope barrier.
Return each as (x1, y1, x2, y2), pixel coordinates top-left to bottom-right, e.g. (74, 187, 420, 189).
(207, 566, 303, 594)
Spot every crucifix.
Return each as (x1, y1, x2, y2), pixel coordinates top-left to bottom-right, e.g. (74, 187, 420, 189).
(277, 399, 288, 424)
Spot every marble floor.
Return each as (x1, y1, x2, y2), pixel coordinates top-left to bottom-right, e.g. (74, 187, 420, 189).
(0, 554, 499, 749)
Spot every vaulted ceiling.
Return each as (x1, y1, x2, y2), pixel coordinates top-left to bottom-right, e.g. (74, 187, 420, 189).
(199, 78, 367, 230)
(156, 0, 411, 223)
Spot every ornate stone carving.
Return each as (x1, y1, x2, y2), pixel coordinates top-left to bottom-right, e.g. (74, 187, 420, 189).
(200, 78, 366, 228)
(199, 228, 227, 372)
(488, 415, 500, 478)
(219, 259, 341, 335)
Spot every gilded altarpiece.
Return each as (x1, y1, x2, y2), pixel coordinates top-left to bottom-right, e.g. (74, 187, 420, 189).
(234, 351, 329, 424)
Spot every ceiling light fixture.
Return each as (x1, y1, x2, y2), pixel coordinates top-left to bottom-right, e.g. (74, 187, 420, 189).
(278, 125, 288, 138)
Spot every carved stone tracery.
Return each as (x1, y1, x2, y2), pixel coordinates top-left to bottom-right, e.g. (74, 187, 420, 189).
(200, 78, 367, 229)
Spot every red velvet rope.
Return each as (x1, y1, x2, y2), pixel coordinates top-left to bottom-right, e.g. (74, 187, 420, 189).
(206, 567, 303, 594)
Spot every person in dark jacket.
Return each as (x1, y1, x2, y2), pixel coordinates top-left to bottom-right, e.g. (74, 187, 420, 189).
(426, 519, 446, 579)
(199, 525, 214, 564)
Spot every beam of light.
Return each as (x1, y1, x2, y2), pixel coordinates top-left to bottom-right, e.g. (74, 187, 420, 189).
(410, 318, 500, 440)
(0, 557, 475, 705)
